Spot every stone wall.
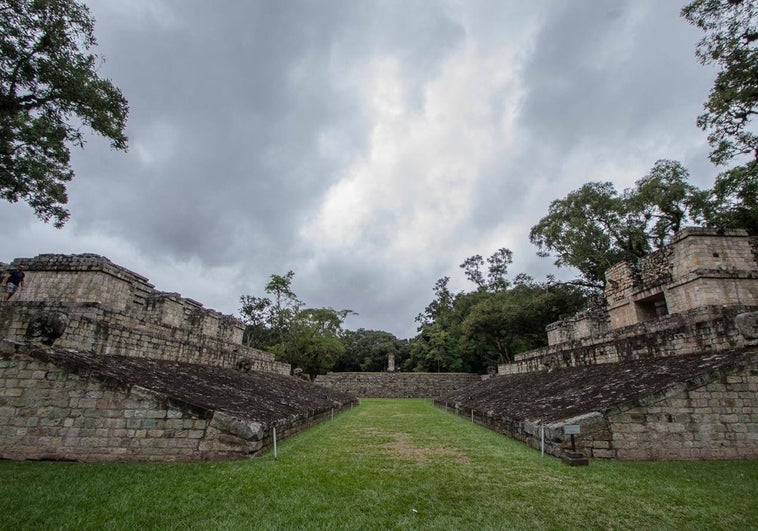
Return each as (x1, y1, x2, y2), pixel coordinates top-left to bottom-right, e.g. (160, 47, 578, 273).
(605, 365, 757, 460)
(440, 349, 757, 461)
(0, 354, 227, 461)
(314, 372, 483, 398)
(546, 306, 611, 346)
(604, 228, 758, 330)
(0, 254, 289, 375)
(556, 363, 758, 461)
(500, 305, 753, 375)
(0, 342, 356, 462)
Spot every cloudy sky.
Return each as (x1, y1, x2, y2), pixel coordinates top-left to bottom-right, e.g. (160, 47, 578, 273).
(1, 0, 719, 338)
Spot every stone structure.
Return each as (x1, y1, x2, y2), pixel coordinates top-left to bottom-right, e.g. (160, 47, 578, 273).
(502, 305, 751, 375)
(437, 349, 757, 460)
(0, 253, 358, 461)
(0, 254, 289, 374)
(314, 372, 481, 398)
(0, 341, 356, 461)
(605, 228, 758, 330)
(440, 228, 758, 461)
(502, 228, 758, 375)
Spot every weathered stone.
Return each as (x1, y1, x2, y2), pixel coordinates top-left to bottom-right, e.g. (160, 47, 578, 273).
(210, 412, 264, 441)
(314, 372, 481, 398)
(25, 311, 69, 346)
(736, 312, 758, 342)
(0, 342, 358, 462)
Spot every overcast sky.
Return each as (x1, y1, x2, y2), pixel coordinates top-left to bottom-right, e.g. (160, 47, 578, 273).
(1, 0, 719, 338)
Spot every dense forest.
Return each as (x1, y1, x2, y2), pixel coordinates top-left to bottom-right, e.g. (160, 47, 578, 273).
(239, 0, 757, 377)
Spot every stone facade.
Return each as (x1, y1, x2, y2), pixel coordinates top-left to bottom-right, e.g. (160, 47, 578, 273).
(0, 341, 356, 462)
(0, 254, 289, 375)
(0, 253, 360, 462)
(501, 305, 753, 375)
(605, 365, 756, 460)
(469, 227, 758, 461)
(605, 228, 758, 330)
(438, 349, 757, 461)
(314, 372, 482, 398)
(506, 228, 758, 375)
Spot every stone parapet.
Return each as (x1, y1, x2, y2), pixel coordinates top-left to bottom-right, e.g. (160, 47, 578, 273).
(10, 253, 152, 313)
(546, 306, 611, 346)
(314, 372, 482, 398)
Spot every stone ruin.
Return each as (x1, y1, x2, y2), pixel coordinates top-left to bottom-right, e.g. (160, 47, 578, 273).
(2, 228, 756, 463)
(436, 228, 758, 461)
(0, 253, 357, 461)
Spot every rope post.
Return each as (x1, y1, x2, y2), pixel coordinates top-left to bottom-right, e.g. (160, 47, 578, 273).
(540, 425, 544, 457)
(273, 426, 278, 460)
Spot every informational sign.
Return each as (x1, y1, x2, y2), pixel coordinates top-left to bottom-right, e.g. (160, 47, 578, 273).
(564, 424, 580, 435)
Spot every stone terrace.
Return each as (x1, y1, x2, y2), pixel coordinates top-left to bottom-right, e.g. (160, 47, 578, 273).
(436, 349, 757, 460)
(0, 340, 357, 461)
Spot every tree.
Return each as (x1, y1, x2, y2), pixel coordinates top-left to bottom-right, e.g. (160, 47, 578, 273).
(529, 181, 645, 288)
(240, 272, 356, 377)
(265, 271, 302, 355)
(459, 255, 486, 291)
(335, 329, 407, 372)
(459, 248, 513, 293)
(530, 161, 707, 287)
(407, 322, 463, 373)
(682, 0, 758, 231)
(286, 307, 351, 378)
(486, 247, 513, 292)
(408, 249, 588, 372)
(630, 160, 708, 247)
(462, 279, 587, 363)
(0, 0, 129, 227)
(238, 294, 275, 348)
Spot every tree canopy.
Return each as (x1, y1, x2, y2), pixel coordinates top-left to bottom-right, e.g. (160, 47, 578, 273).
(407, 250, 588, 371)
(239, 271, 354, 378)
(0, 0, 128, 227)
(682, 0, 758, 231)
(529, 160, 707, 287)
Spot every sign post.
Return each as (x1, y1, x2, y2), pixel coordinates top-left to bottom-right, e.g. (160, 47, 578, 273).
(563, 424, 580, 452)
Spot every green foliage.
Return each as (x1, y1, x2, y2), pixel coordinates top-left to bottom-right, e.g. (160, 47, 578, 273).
(408, 322, 465, 372)
(284, 309, 347, 378)
(408, 250, 588, 372)
(682, 0, 758, 231)
(0, 0, 129, 227)
(529, 181, 635, 288)
(335, 328, 408, 372)
(239, 271, 353, 377)
(708, 160, 758, 230)
(632, 160, 709, 246)
(683, 0, 757, 166)
(1, 400, 756, 529)
(530, 160, 707, 287)
(459, 247, 513, 292)
(462, 277, 587, 363)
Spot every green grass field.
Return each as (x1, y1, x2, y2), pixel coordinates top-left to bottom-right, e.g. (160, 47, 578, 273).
(0, 399, 756, 530)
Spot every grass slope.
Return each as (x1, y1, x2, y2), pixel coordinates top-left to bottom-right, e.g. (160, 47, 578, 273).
(0, 399, 755, 530)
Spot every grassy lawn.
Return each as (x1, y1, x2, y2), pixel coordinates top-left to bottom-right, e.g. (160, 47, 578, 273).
(0, 398, 756, 530)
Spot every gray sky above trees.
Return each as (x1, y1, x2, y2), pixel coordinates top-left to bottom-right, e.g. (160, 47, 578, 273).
(0, 0, 718, 338)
